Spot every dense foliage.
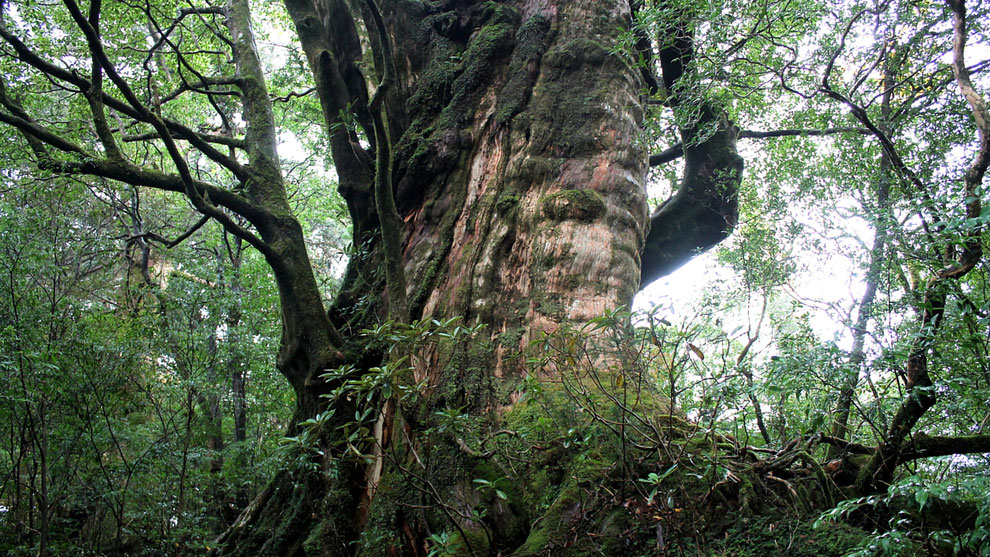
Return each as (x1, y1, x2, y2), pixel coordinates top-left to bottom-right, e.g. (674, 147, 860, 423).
(0, 0, 988, 555)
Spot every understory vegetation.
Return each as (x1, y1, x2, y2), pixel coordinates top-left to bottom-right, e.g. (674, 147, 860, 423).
(7, 292, 990, 555)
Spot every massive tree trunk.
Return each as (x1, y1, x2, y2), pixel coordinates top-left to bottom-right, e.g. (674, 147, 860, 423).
(0, 0, 742, 553)
(293, 0, 652, 339)
(223, 2, 652, 554)
(215, 1, 744, 555)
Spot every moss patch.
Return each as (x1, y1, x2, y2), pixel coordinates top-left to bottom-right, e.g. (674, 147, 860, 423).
(540, 188, 607, 222)
(495, 193, 520, 216)
(495, 14, 550, 126)
(685, 513, 871, 556)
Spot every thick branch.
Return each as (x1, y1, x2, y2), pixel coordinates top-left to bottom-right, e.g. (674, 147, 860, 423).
(226, 0, 284, 200)
(223, 0, 348, 392)
(819, 435, 876, 456)
(132, 215, 211, 249)
(740, 127, 870, 140)
(948, 0, 990, 191)
(0, 98, 261, 226)
(84, 2, 123, 161)
(282, 0, 375, 192)
(0, 81, 47, 156)
(821, 432, 990, 462)
(282, 0, 378, 255)
(641, 14, 744, 286)
(41, 155, 265, 224)
(122, 131, 246, 149)
(363, 0, 407, 323)
(0, 109, 89, 156)
(648, 144, 682, 166)
(640, 105, 744, 286)
(272, 87, 316, 103)
(901, 433, 990, 462)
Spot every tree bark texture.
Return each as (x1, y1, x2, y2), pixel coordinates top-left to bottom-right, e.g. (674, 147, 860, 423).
(225, 0, 749, 554)
(233, 1, 658, 554)
(302, 0, 650, 343)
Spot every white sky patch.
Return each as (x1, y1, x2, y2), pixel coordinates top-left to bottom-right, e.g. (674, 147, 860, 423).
(635, 251, 718, 316)
(278, 131, 306, 161)
(634, 202, 873, 351)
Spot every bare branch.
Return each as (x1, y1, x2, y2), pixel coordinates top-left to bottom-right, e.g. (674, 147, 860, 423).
(272, 87, 316, 103)
(0, 20, 249, 180)
(650, 127, 871, 166)
(122, 131, 246, 149)
(159, 76, 242, 105)
(131, 215, 210, 249)
(740, 127, 870, 140)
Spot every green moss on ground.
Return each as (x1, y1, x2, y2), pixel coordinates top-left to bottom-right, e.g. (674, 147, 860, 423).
(685, 513, 871, 557)
(504, 380, 873, 556)
(344, 334, 875, 557)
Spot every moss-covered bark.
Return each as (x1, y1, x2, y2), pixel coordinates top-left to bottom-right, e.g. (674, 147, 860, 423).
(238, 1, 653, 554)
(220, 0, 753, 554)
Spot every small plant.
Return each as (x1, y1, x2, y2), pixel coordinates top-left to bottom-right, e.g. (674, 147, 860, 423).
(472, 478, 508, 501)
(816, 475, 990, 556)
(639, 463, 679, 506)
(425, 531, 455, 557)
